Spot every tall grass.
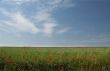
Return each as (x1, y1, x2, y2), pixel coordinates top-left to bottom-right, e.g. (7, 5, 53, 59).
(0, 47, 110, 71)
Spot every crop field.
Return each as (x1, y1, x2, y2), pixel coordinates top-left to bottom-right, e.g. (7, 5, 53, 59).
(0, 47, 110, 71)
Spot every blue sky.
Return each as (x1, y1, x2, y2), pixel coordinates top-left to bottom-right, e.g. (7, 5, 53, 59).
(0, 0, 110, 47)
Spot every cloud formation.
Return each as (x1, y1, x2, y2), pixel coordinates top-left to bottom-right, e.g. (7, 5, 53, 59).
(0, 9, 39, 34)
(58, 27, 70, 34)
(0, 0, 73, 36)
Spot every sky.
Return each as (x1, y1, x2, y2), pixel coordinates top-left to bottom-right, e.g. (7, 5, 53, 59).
(0, 0, 110, 47)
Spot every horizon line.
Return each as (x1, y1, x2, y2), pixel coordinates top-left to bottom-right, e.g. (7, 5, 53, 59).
(0, 45, 110, 47)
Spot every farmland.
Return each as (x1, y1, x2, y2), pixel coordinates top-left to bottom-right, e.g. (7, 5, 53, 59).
(0, 47, 110, 71)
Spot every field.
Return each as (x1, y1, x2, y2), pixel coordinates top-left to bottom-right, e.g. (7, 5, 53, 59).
(0, 47, 110, 71)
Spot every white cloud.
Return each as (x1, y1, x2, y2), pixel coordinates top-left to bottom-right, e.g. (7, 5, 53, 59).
(58, 27, 70, 34)
(0, 10, 39, 34)
(34, 8, 58, 36)
(35, 11, 54, 23)
(35, 11, 58, 36)
(0, 0, 73, 37)
(10, 12, 39, 34)
(42, 23, 57, 37)
(3, 0, 35, 5)
(32, 0, 73, 36)
(50, 0, 62, 5)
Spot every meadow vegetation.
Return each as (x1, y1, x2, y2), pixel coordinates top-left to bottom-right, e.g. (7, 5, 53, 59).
(0, 47, 110, 71)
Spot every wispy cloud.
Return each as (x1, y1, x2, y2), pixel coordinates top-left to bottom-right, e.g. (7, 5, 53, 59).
(32, 0, 73, 36)
(0, 9, 39, 34)
(2, 0, 35, 5)
(34, 10, 57, 36)
(58, 27, 70, 34)
(0, 0, 74, 37)
(42, 23, 57, 37)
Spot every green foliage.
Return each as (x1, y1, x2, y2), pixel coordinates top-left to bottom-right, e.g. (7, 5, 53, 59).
(0, 47, 110, 71)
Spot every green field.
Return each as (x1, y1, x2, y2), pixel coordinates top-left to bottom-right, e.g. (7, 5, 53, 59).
(0, 47, 110, 71)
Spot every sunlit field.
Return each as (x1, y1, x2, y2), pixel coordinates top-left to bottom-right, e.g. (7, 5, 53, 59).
(0, 47, 110, 71)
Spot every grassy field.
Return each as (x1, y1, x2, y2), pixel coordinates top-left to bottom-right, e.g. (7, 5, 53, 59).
(0, 47, 110, 71)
